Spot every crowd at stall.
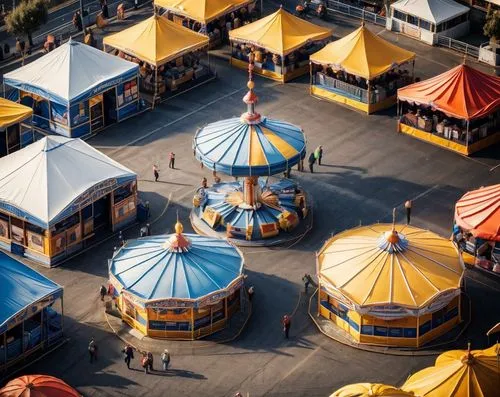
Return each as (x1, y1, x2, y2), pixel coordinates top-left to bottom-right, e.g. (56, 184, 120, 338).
(314, 65, 414, 104)
(400, 105, 499, 146)
(453, 225, 500, 273)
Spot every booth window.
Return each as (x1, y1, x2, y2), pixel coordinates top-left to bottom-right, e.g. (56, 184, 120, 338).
(10, 217, 25, 245)
(0, 212, 9, 239)
(70, 101, 89, 127)
(407, 15, 418, 26)
(393, 10, 406, 21)
(419, 320, 431, 335)
(419, 19, 431, 31)
(50, 102, 69, 126)
(26, 223, 45, 253)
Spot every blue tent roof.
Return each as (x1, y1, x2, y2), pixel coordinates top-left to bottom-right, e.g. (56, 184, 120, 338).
(0, 253, 63, 334)
(110, 233, 244, 305)
(193, 117, 306, 176)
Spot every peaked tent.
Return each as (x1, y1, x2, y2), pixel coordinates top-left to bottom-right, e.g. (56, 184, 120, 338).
(310, 25, 415, 79)
(0, 98, 32, 128)
(103, 15, 209, 67)
(0, 252, 62, 334)
(391, 0, 469, 25)
(455, 184, 500, 241)
(398, 64, 500, 121)
(4, 39, 139, 106)
(154, 0, 253, 24)
(229, 7, 332, 56)
(0, 136, 136, 229)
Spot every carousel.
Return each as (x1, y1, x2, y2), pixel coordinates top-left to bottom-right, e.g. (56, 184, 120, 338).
(453, 184, 500, 276)
(402, 343, 500, 396)
(109, 220, 245, 340)
(317, 218, 464, 348)
(191, 61, 308, 243)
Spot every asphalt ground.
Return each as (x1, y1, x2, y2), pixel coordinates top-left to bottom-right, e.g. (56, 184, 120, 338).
(2, 9, 500, 397)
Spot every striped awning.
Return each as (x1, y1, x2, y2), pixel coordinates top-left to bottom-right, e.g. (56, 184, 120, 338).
(193, 117, 306, 176)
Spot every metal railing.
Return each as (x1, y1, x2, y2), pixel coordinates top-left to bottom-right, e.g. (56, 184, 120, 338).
(325, 0, 386, 26)
(436, 35, 480, 59)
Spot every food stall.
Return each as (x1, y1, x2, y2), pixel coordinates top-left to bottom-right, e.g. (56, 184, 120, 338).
(109, 220, 245, 340)
(453, 184, 500, 276)
(0, 98, 34, 157)
(388, 0, 470, 45)
(103, 15, 212, 104)
(0, 136, 137, 267)
(317, 223, 464, 348)
(229, 7, 332, 82)
(155, 0, 257, 48)
(310, 24, 415, 114)
(191, 62, 308, 243)
(397, 64, 500, 155)
(402, 344, 500, 396)
(3, 40, 141, 138)
(0, 253, 63, 374)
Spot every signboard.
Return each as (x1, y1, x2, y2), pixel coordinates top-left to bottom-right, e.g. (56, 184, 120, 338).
(402, 23, 421, 39)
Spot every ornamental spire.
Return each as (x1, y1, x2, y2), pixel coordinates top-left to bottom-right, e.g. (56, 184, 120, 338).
(241, 54, 261, 124)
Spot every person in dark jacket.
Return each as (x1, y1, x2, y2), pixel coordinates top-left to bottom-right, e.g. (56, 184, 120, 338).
(308, 152, 316, 173)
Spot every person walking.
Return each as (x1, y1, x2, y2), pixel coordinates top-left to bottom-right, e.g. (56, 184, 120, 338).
(169, 152, 175, 169)
(405, 200, 412, 224)
(161, 349, 170, 371)
(314, 145, 323, 165)
(308, 152, 316, 173)
(282, 315, 291, 339)
(153, 164, 160, 182)
(73, 11, 83, 32)
(147, 351, 154, 371)
(247, 285, 255, 302)
(123, 344, 134, 369)
(88, 337, 97, 363)
(141, 352, 149, 374)
(99, 285, 107, 301)
(302, 274, 310, 293)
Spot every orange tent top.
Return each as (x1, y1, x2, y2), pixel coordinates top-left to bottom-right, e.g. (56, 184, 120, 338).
(398, 64, 500, 120)
(455, 184, 500, 241)
(0, 375, 81, 397)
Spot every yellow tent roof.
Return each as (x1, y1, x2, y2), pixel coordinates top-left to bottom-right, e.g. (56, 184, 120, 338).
(331, 383, 413, 397)
(154, 0, 253, 24)
(310, 25, 415, 79)
(103, 15, 209, 67)
(229, 7, 332, 56)
(317, 224, 463, 310)
(402, 344, 500, 397)
(0, 98, 32, 128)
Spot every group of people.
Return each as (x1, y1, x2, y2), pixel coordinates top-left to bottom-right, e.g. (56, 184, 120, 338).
(152, 152, 175, 182)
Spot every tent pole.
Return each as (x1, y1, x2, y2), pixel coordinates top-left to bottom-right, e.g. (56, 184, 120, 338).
(230, 42, 232, 66)
(411, 60, 415, 82)
(61, 295, 65, 332)
(153, 66, 158, 109)
(115, 86, 119, 123)
(466, 120, 469, 149)
(309, 62, 313, 94)
(281, 54, 284, 81)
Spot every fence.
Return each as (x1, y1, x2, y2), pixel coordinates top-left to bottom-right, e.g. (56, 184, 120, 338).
(325, 0, 386, 26)
(436, 35, 480, 59)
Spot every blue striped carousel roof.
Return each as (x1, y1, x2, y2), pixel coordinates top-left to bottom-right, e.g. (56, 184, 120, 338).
(109, 233, 244, 302)
(193, 117, 306, 176)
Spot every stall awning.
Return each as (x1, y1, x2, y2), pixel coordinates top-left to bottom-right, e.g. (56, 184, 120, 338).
(317, 224, 463, 310)
(398, 64, 500, 120)
(0, 253, 62, 334)
(154, 0, 253, 24)
(0, 97, 32, 128)
(310, 25, 415, 79)
(229, 7, 332, 56)
(391, 0, 469, 25)
(103, 15, 209, 67)
(0, 136, 136, 229)
(4, 39, 139, 106)
(455, 184, 500, 241)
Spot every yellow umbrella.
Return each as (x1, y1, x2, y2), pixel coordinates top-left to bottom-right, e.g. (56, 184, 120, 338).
(402, 344, 500, 396)
(229, 7, 332, 56)
(331, 383, 413, 397)
(310, 24, 415, 80)
(103, 15, 208, 67)
(154, 0, 253, 24)
(317, 224, 463, 310)
(0, 97, 32, 128)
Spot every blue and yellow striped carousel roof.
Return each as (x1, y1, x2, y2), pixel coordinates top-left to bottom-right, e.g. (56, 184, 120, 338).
(109, 230, 244, 306)
(193, 117, 306, 176)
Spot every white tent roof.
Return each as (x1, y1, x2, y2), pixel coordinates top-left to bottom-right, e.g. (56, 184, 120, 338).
(391, 0, 469, 24)
(4, 39, 139, 106)
(0, 136, 136, 228)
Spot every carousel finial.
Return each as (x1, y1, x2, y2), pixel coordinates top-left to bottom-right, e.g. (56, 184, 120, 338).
(392, 208, 396, 231)
(241, 53, 261, 123)
(174, 211, 183, 235)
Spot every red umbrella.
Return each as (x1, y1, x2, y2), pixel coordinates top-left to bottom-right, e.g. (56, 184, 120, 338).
(0, 375, 80, 397)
